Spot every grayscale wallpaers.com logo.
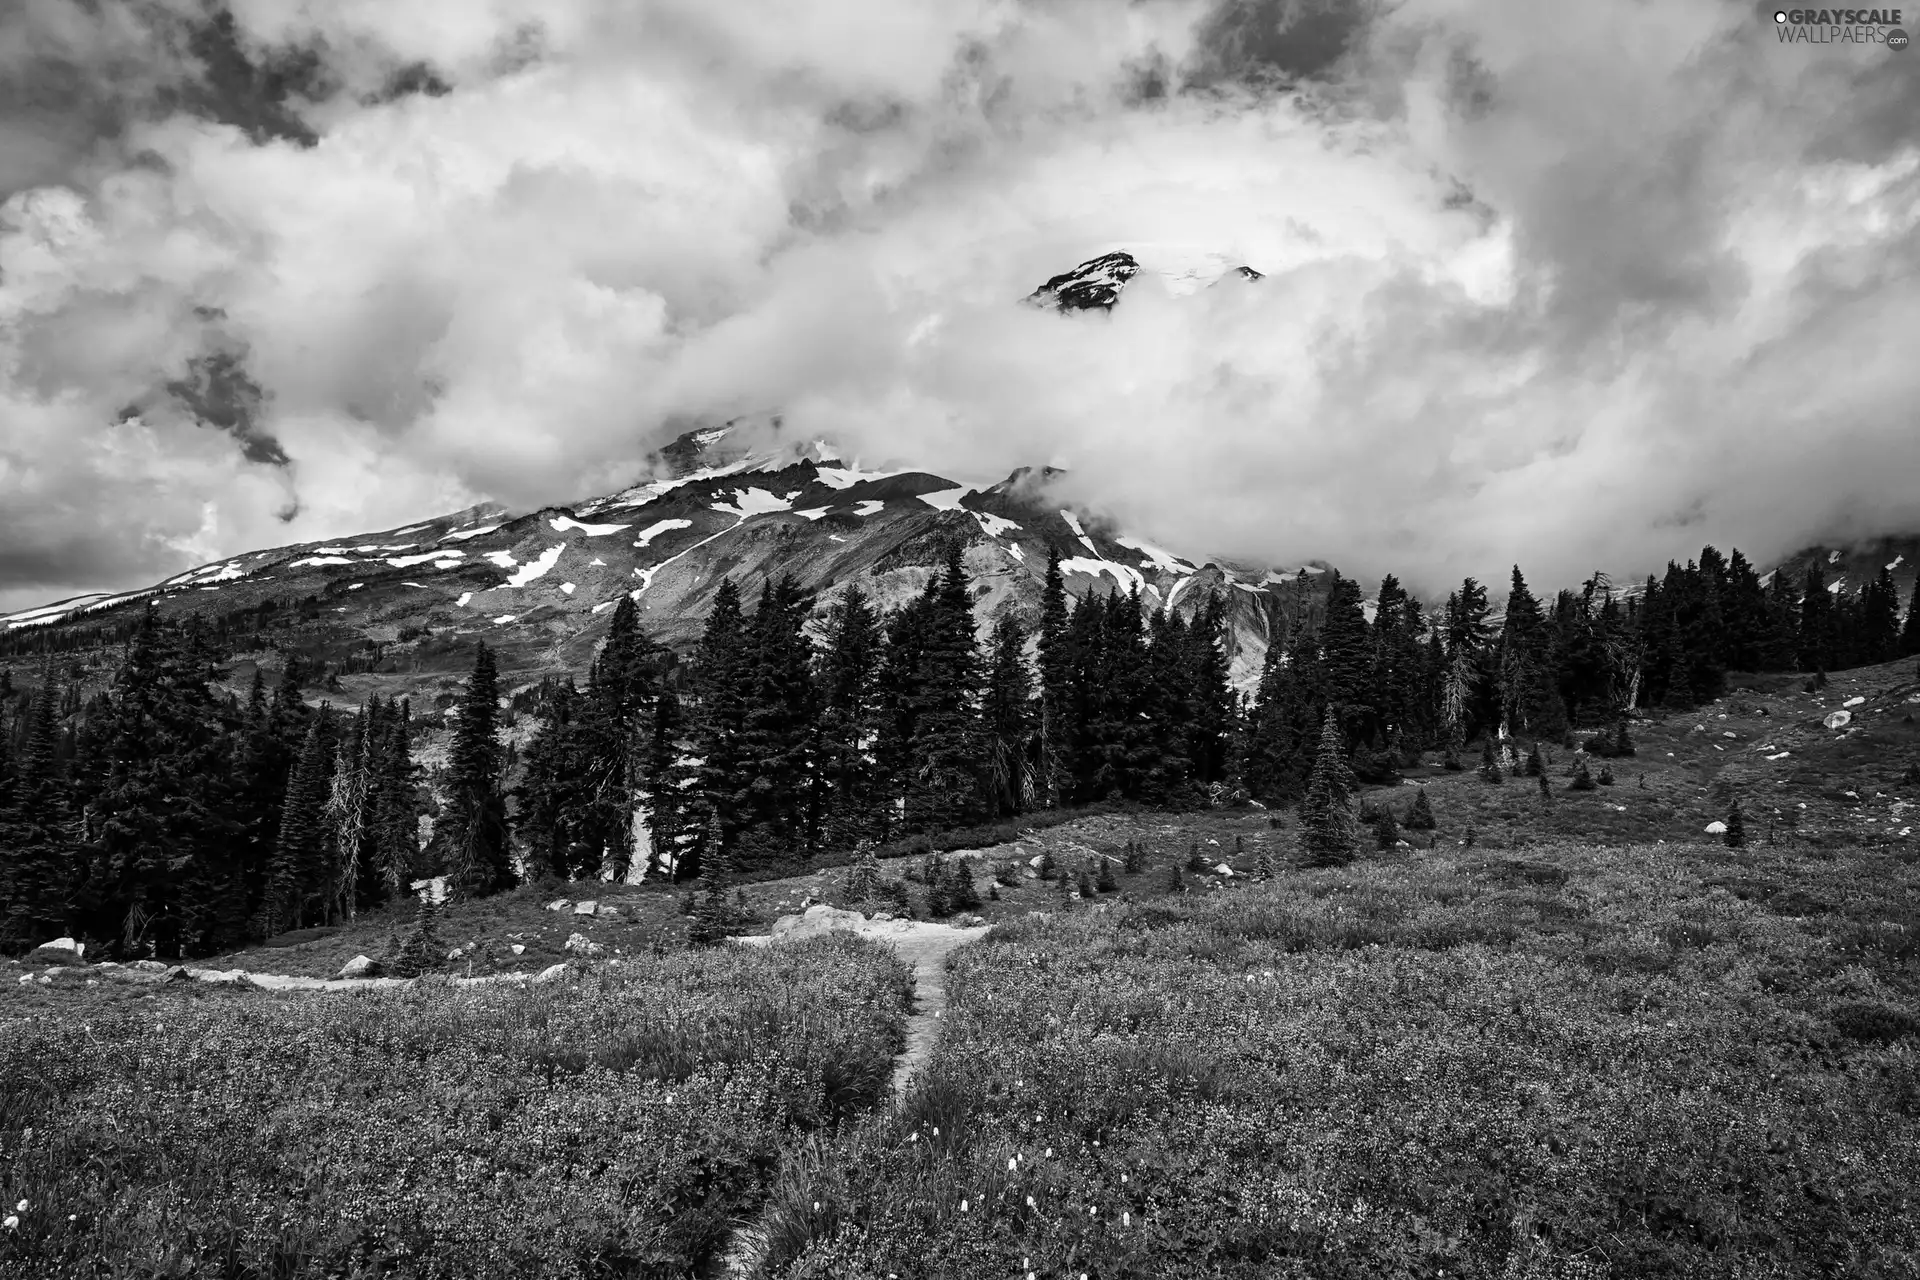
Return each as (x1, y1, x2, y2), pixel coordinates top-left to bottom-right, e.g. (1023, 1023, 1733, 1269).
(1771, 7, 1910, 46)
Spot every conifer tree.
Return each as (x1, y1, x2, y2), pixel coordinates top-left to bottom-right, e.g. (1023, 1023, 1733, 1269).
(1900, 582, 1920, 658)
(1096, 855, 1118, 893)
(441, 643, 513, 899)
(906, 547, 985, 832)
(734, 576, 816, 869)
(1725, 800, 1745, 848)
(1525, 742, 1544, 778)
(1123, 839, 1147, 874)
(1076, 862, 1094, 899)
(981, 615, 1033, 819)
(1375, 804, 1400, 850)
(1186, 840, 1208, 872)
(1299, 709, 1358, 867)
(1036, 549, 1072, 808)
(1569, 756, 1597, 791)
(816, 586, 885, 851)
(1599, 762, 1616, 786)
(1165, 860, 1185, 893)
(1480, 739, 1504, 783)
(1537, 772, 1551, 803)
(689, 579, 752, 875)
(0, 680, 74, 949)
(322, 704, 375, 923)
(1405, 786, 1436, 830)
(254, 715, 334, 938)
(1254, 848, 1274, 881)
(514, 679, 583, 879)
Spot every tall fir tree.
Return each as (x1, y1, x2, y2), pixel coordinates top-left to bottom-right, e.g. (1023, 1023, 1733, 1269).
(1299, 708, 1358, 867)
(816, 586, 886, 850)
(689, 579, 752, 876)
(1901, 581, 1920, 658)
(440, 643, 513, 899)
(905, 546, 985, 831)
(1036, 549, 1072, 808)
(980, 615, 1033, 819)
(0, 680, 75, 949)
(734, 576, 816, 869)
(254, 714, 336, 937)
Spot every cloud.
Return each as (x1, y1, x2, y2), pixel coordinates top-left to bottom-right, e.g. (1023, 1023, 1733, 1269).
(1, 0, 1917, 613)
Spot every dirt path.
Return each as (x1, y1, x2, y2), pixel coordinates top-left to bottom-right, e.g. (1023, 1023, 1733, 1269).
(719, 914, 988, 1278)
(735, 916, 989, 1107)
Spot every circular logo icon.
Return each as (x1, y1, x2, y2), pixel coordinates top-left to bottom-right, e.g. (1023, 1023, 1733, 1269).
(1774, 8, 1788, 20)
(1889, 27, 1910, 49)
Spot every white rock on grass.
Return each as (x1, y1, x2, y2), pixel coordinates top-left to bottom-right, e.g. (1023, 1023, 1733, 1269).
(546, 899, 572, 912)
(1705, 821, 1728, 834)
(770, 904, 866, 940)
(594, 904, 622, 919)
(1843, 696, 1865, 707)
(510, 944, 525, 955)
(573, 900, 598, 916)
(534, 963, 571, 983)
(564, 933, 604, 957)
(338, 955, 381, 979)
(27, 937, 84, 963)
(1824, 710, 1852, 730)
(1214, 863, 1235, 876)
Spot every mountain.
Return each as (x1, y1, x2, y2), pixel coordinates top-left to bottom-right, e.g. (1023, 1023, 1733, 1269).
(1763, 536, 1920, 602)
(1023, 247, 1265, 312)
(0, 418, 1335, 703)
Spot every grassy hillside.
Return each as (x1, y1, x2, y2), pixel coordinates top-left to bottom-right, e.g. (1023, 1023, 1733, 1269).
(3, 658, 1916, 1277)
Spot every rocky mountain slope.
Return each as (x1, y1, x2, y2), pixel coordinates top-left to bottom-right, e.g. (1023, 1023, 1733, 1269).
(0, 418, 1330, 702)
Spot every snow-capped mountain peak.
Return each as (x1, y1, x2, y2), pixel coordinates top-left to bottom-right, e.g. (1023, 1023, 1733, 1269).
(1023, 247, 1264, 312)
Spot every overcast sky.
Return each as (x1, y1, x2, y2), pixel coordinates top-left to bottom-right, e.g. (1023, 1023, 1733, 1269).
(1, 0, 1916, 613)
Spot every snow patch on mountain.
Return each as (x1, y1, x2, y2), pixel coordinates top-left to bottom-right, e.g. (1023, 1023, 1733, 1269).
(1115, 536, 1193, 574)
(853, 500, 885, 517)
(483, 550, 518, 569)
(634, 518, 693, 548)
(549, 516, 630, 536)
(918, 488, 968, 511)
(388, 550, 465, 568)
(815, 464, 904, 491)
(797, 508, 831, 521)
(972, 511, 1020, 537)
(560, 583, 575, 595)
(441, 525, 501, 542)
(1060, 556, 1145, 595)
(290, 555, 355, 567)
(711, 488, 793, 518)
(503, 544, 565, 587)
(1060, 511, 1098, 555)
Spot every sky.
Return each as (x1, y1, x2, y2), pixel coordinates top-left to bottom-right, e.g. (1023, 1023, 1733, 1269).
(1, 0, 1917, 613)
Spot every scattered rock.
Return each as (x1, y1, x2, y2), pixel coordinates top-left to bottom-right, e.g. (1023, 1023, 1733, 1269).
(594, 903, 623, 919)
(564, 932, 604, 957)
(771, 904, 867, 940)
(27, 937, 85, 965)
(871, 912, 894, 922)
(338, 955, 381, 980)
(15, 973, 33, 986)
(1705, 821, 1728, 834)
(1213, 863, 1235, 877)
(1843, 696, 1865, 708)
(573, 900, 598, 916)
(510, 944, 525, 955)
(162, 965, 192, 984)
(534, 963, 571, 984)
(1824, 710, 1852, 730)
(546, 899, 572, 912)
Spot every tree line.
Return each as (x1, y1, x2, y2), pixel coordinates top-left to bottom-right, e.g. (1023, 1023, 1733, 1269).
(2, 542, 1916, 957)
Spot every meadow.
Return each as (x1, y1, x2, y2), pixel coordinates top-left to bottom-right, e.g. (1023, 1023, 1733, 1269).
(0, 934, 912, 1279)
(754, 838, 1920, 1279)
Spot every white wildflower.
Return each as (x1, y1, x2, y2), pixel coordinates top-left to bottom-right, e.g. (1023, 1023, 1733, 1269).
(2, 1216, 15, 1231)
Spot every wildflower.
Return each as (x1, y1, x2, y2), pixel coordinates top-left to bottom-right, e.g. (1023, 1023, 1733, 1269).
(961, 1199, 969, 1211)
(1045, 1147, 1053, 1157)
(1124, 1211, 1131, 1226)
(813, 1202, 820, 1211)
(1008, 1157, 1018, 1171)
(910, 1132, 918, 1143)
(13, 1201, 24, 1213)
(933, 1126, 939, 1136)
(1026, 1196, 1036, 1207)
(2, 1216, 15, 1231)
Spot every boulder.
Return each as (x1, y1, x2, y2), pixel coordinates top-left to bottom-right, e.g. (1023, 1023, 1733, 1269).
(771, 904, 867, 940)
(27, 937, 84, 965)
(573, 900, 599, 916)
(1213, 863, 1235, 877)
(162, 965, 192, 983)
(338, 955, 381, 980)
(534, 963, 572, 984)
(564, 932, 605, 957)
(510, 944, 526, 955)
(545, 899, 572, 912)
(594, 903, 623, 919)
(1824, 710, 1852, 730)
(1704, 821, 1728, 834)
(15, 973, 32, 985)
(130, 959, 169, 973)
(871, 912, 894, 923)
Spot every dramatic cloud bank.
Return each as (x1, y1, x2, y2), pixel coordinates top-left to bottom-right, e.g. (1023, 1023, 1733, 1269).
(2, 0, 1916, 610)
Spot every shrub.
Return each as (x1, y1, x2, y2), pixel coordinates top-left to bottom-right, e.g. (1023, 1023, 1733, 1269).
(1725, 801, 1746, 849)
(1375, 805, 1400, 849)
(1036, 850, 1057, 881)
(1096, 857, 1118, 894)
(1405, 787, 1436, 830)
(1599, 762, 1616, 786)
(1525, 742, 1545, 777)
(1480, 740, 1504, 783)
(1569, 756, 1597, 791)
(1122, 839, 1148, 874)
(1185, 841, 1210, 873)
(1166, 862, 1186, 893)
(1830, 1001, 1919, 1044)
